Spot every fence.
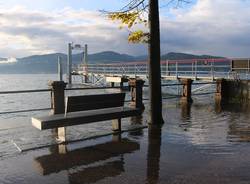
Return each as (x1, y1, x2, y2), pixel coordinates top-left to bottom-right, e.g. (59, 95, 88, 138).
(73, 59, 244, 80)
(0, 81, 217, 115)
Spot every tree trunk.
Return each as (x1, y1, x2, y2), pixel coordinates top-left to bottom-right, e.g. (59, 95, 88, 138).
(148, 0, 164, 124)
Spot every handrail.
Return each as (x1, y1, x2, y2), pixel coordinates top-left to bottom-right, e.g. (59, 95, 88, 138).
(0, 89, 51, 95)
(74, 61, 244, 81)
(65, 86, 121, 91)
(0, 82, 218, 115)
(0, 108, 51, 115)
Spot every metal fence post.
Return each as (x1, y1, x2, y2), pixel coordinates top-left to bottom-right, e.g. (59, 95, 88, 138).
(166, 60, 170, 76)
(176, 62, 178, 79)
(67, 43, 72, 84)
(211, 61, 215, 80)
(195, 61, 198, 79)
(58, 56, 63, 81)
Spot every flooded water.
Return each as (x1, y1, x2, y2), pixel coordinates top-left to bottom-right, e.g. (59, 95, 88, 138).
(0, 74, 250, 184)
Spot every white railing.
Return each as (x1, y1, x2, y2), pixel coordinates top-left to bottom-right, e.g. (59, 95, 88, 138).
(73, 59, 250, 80)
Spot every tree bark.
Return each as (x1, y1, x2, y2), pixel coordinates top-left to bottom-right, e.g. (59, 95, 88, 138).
(148, 0, 164, 124)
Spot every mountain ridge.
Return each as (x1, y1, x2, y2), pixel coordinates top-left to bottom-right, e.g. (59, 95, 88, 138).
(0, 51, 225, 74)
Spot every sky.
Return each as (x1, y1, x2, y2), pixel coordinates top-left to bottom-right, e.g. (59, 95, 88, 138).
(0, 0, 250, 58)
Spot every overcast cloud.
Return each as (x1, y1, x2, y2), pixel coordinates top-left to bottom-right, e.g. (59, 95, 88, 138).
(0, 0, 250, 58)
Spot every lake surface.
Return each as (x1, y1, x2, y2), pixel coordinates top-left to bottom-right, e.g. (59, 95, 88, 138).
(0, 74, 250, 184)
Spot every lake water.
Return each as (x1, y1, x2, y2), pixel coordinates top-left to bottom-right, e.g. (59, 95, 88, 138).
(0, 74, 250, 184)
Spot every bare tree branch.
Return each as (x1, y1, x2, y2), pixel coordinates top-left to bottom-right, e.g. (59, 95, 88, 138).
(101, 0, 190, 14)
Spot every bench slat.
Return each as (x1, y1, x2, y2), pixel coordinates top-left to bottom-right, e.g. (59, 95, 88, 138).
(32, 107, 140, 130)
(66, 93, 125, 112)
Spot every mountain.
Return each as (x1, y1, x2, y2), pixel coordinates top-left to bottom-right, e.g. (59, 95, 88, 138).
(88, 51, 135, 63)
(161, 52, 223, 60)
(0, 52, 224, 74)
(0, 51, 138, 74)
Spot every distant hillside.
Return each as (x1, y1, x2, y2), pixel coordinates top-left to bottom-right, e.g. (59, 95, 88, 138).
(18, 53, 66, 63)
(0, 51, 224, 74)
(161, 52, 223, 60)
(88, 51, 135, 63)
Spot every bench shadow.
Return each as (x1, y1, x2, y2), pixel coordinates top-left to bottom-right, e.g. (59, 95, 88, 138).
(33, 136, 140, 183)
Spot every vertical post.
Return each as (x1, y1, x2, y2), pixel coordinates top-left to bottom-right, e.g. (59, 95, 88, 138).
(166, 60, 169, 76)
(84, 44, 88, 83)
(230, 59, 233, 72)
(120, 82, 124, 90)
(67, 43, 72, 85)
(180, 78, 193, 104)
(176, 62, 178, 79)
(211, 61, 215, 80)
(248, 59, 250, 73)
(195, 61, 198, 79)
(48, 81, 67, 142)
(58, 56, 63, 81)
(215, 78, 228, 104)
(192, 62, 194, 77)
(129, 78, 145, 112)
(134, 64, 137, 77)
(112, 119, 121, 132)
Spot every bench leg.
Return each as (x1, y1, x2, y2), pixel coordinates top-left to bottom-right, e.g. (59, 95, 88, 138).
(112, 119, 121, 132)
(57, 127, 66, 143)
(58, 144, 67, 154)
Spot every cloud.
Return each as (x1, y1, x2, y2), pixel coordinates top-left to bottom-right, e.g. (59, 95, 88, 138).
(0, 6, 146, 57)
(0, 1, 250, 58)
(160, 0, 250, 57)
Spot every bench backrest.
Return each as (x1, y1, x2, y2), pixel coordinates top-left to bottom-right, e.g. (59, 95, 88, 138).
(65, 93, 126, 113)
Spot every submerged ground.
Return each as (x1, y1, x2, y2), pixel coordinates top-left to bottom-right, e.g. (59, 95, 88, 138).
(1, 95, 250, 184)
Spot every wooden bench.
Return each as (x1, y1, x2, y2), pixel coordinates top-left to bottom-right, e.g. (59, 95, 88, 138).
(32, 93, 141, 142)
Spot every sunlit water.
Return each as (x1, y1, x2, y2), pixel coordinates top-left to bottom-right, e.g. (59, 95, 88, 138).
(0, 74, 249, 184)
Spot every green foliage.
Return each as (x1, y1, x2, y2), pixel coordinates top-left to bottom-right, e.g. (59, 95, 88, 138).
(128, 30, 149, 43)
(108, 12, 149, 43)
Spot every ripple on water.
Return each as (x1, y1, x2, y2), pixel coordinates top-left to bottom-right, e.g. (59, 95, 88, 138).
(0, 75, 250, 184)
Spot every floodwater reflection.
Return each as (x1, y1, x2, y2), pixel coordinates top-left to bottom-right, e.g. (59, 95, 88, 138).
(180, 103, 192, 121)
(129, 115, 144, 136)
(182, 101, 250, 145)
(33, 124, 164, 184)
(146, 125, 162, 184)
(34, 137, 139, 183)
(2, 99, 250, 184)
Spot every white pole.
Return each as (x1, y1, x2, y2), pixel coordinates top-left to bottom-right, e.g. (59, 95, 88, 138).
(84, 44, 88, 65)
(195, 61, 198, 79)
(67, 43, 72, 84)
(58, 56, 63, 81)
(176, 62, 178, 79)
(84, 44, 88, 83)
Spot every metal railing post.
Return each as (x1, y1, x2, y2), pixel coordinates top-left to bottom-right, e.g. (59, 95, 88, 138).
(176, 62, 178, 79)
(192, 62, 194, 77)
(57, 56, 63, 81)
(134, 64, 137, 77)
(195, 61, 198, 79)
(166, 60, 169, 76)
(211, 61, 215, 80)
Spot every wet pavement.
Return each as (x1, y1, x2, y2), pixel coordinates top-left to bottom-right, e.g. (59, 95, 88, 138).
(1, 96, 250, 184)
